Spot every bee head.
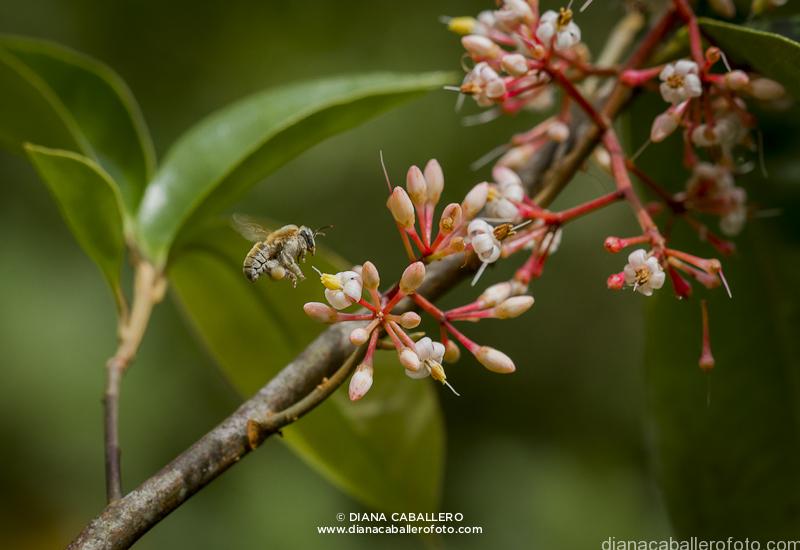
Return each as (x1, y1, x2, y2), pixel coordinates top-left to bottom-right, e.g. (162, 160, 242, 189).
(299, 226, 316, 255)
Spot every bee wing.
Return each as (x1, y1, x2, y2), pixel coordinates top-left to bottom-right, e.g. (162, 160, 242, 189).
(231, 213, 272, 242)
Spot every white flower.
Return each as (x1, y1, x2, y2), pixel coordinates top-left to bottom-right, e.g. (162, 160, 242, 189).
(690, 114, 743, 149)
(495, 0, 534, 30)
(407, 337, 446, 380)
(486, 168, 524, 221)
(461, 62, 507, 107)
(321, 270, 362, 310)
(686, 162, 735, 198)
(623, 250, 666, 296)
(536, 8, 581, 51)
(720, 187, 747, 236)
(468, 219, 502, 263)
(659, 60, 703, 104)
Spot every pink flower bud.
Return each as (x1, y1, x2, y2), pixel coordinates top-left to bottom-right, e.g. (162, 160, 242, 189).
(303, 302, 338, 323)
(349, 363, 374, 401)
(398, 312, 421, 329)
(438, 203, 462, 234)
(607, 272, 626, 290)
(462, 35, 501, 58)
(399, 347, 421, 371)
(405, 165, 427, 205)
(604, 236, 625, 253)
(387, 187, 415, 228)
(724, 70, 749, 91)
(501, 53, 529, 76)
(350, 327, 370, 346)
(424, 159, 444, 204)
(361, 261, 380, 290)
(476, 346, 515, 373)
(400, 261, 426, 294)
(462, 182, 489, 219)
(650, 112, 680, 143)
(547, 121, 570, 143)
(495, 295, 534, 319)
(444, 340, 461, 363)
(478, 281, 512, 307)
(747, 77, 786, 101)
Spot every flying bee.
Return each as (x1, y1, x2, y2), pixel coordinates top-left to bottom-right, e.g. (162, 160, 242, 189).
(231, 214, 329, 287)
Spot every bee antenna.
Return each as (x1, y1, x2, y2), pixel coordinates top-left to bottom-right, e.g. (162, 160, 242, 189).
(315, 224, 334, 237)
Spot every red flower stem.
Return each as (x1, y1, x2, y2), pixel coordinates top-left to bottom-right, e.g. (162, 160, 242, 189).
(548, 68, 608, 130)
(363, 327, 381, 365)
(410, 293, 446, 321)
(665, 248, 720, 274)
(357, 298, 379, 313)
(382, 289, 406, 313)
(622, 9, 678, 72)
(405, 226, 428, 255)
(388, 320, 417, 349)
(699, 299, 714, 370)
(673, 0, 705, 66)
(335, 313, 377, 322)
(448, 309, 494, 321)
(396, 222, 415, 262)
(626, 160, 684, 212)
(425, 204, 435, 246)
(445, 301, 485, 317)
(442, 321, 480, 354)
(382, 320, 405, 352)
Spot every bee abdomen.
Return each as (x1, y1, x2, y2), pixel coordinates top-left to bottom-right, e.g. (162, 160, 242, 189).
(243, 242, 271, 281)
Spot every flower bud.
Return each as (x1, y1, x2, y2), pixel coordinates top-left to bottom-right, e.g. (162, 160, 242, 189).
(438, 203, 462, 234)
(424, 159, 444, 204)
(501, 53, 529, 76)
(443, 340, 461, 363)
(747, 77, 786, 101)
(462, 182, 489, 219)
(399, 347, 421, 371)
(607, 272, 626, 290)
(604, 236, 625, 253)
(303, 302, 339, 323)
(650, 111, 680, 143)
(476, 346, 515, 373)
(495, 295, 534, 319)
(547, 121, 570, 143)
(400, 261, 426, 294)
(361, 261, 380, 290)
(349, 363, 374, 401)
(406, 165, 427, 205)
(479, 281, 513, 307)
(398, 311, 421, 329)
(497, 143, 536, 170)
(387, 187, 415, 228)
(350, 327, 370, 346)
(462, 35, 501, 58)
(724, 70, 749, 91)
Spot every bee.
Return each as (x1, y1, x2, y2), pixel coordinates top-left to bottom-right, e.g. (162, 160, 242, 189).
(231, 214, 328, 286)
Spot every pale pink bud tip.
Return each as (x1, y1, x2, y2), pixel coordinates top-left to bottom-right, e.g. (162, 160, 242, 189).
(650, 112, 679, 143)
(303, 302, 338, 323)
(439, 203, 463, 234)
(604, 237, 624, 253)
(501, 53, 529, 76)
(607, 272, 626, 290)
(724, 70, 749, 91)
(495, 295, 534, 319)
(387, 187, 415, 228)
(349, 364, 374, 401)
(476, 346, 515, 374)
(406, 165, 428, 205)
(424, 159, 444, 204)
(400, 261, 426, 294)
(399, 348, 421, 371)
(350, 328, 370, 346)
(399, 311, 421, 329)
(462, 35, 501, 58)
(462, 182, 489, 219)
(361, 261, 380, 290)
(747, 78, 786, 101)
(444, 340, 461, 363)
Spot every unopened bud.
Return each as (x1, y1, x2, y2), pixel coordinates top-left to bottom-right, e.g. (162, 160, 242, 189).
(476, 346, 516, 373)
(398, 311, 421, 329)
(447, 16, 477, 35)
(361, 261, 380, 290)
(462, 182, 489, 219)
(705, 47, 722, 65)
(593, 147, 611, 172)
(444, 340, 461, 363)
(604, 236, 625, 253)
(350, 327, 370, 346)
(462, 35, 501, 58)
(348, 363, 374, 401)
(547, 121, 570, 143)
(479, 281, 513, 307)
(438, 203, 462, 234)
(501, 53, 529, 76)
(399, 347, 421, 371)
(650, 112, 680, 143)
(387, 187, 415, 228)
(424, 159, 444, 204)
(724, 70, 749, 91)
(497, 144, 536, 169)
(607, 272, 626, 290)
(303, 302, 339, 323)
(495, 295, 534, 319)
(747, 77, 786, 101)
(400, 261, 426, 294)
(406, 165, 427, 205)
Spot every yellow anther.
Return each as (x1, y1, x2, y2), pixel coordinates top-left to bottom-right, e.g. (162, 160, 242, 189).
(427, 360, 447, 383)
(448, 16, 477, 35)
(320, 273, 342, 290)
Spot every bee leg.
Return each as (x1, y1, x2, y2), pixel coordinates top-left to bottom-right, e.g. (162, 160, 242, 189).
(281, 251, 305, 285)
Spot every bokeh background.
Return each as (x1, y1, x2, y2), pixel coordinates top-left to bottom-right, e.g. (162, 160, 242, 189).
(1, 1, 797, 548)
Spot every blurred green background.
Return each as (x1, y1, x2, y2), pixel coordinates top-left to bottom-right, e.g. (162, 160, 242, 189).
(1, 1, 797, 548)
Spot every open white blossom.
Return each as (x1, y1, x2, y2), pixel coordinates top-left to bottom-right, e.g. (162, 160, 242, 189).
(486, 167, 524, 221)
(623, 250, 666, 296)
(536, 8, 581, 51)
(461, 62, 507, 106)
(468, 219, 502, 263)
(659, 60, 703, 104)
(321, 270, 362, 310)
(406, 337, 446, 379)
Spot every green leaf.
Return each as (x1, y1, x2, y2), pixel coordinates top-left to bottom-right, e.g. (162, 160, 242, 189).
(168, 220, 444, 512)
(698, 17, 800, 98)
(136, 71, 456, 267)
(0, 35, 155, 213)
(24, 144, 126, 307)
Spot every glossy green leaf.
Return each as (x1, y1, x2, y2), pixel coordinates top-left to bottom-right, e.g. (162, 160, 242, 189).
(136, 71, 456, 267)
(168, 220, 444, 512)
(24, 144, 126, 305)
(698, 17, 800, 98)
(0, 35, 155, 213)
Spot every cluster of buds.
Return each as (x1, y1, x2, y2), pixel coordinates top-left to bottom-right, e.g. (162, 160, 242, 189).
(306, 159, 537, 401)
